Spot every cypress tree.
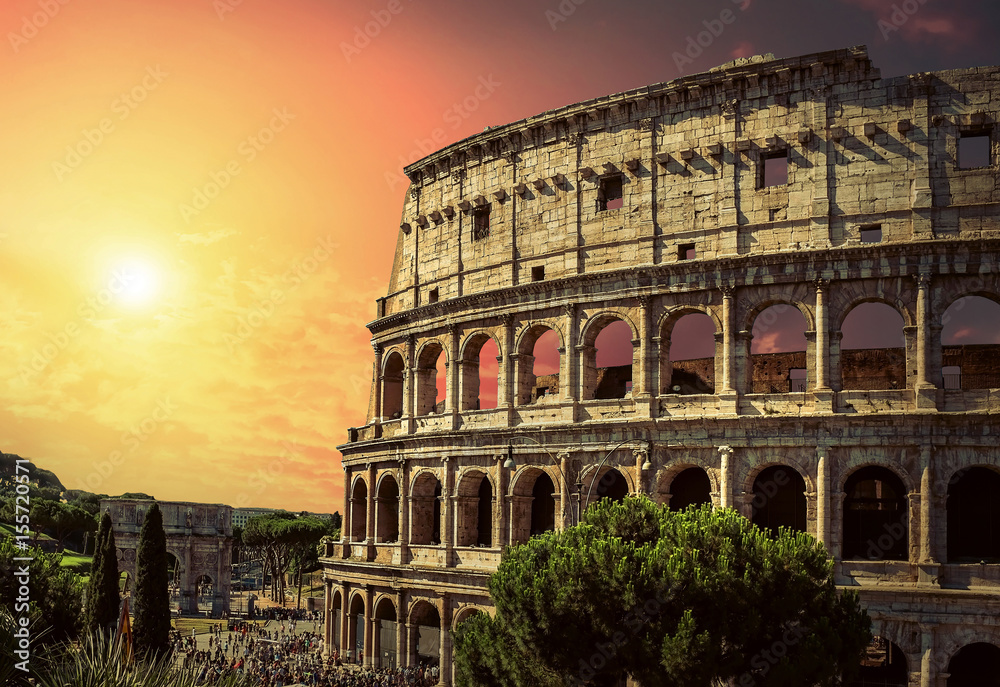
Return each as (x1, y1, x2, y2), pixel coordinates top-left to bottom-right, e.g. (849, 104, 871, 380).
(84, 512, 120, 635)
(132, 503, 171, 660)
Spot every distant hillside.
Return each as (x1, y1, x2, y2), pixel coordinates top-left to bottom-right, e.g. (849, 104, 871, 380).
(0, 452, 64, 490)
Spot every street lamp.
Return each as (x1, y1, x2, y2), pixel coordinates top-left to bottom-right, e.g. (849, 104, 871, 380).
(504, 436, 652, 524)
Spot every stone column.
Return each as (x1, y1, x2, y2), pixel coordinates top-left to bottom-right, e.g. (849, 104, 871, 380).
(496, 454, 509, 545)
(442, 457, 454, 567)
(367, 464, 377, 543)
(721, 287, 735, 392)
(447, 325, 461, 416)
(636, 296, 651, 397)
(438, 594, 453, 686)
(399, 458, 410, 564)
(322, 580, 331, 654)
(920, 445, 937, 564)
(816, 449, 831, 549)
(406, 622, 418, 667)
(914, 274, 937, 409)
(718, 446, 733, 509)
(372, 342, 384, 420)
(405, 334, 416, 425)
(559, 452, 571, 529)
(814, 278, 831, 390)
(340, 582, 350, 655)
(563, 304, 578, 403)
(342, 466, 352, 544)
(500, 314, 515, 408)
(396, 589, 406, 669)
(920, 624, 934, 687)
(633, 447, 649, 495)
(364, 585, 374, 667)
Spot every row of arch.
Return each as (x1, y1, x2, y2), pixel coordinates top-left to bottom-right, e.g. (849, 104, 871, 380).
(348, 462, 1000, 563)
(327, 590, 483, 671)
(378, 294, 1000, 416)
(847, 637, 1000, 687)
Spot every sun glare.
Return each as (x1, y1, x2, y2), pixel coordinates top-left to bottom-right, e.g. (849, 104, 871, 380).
(111, 259, 160, 307)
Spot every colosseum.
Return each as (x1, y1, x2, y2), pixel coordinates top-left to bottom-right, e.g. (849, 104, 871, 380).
(321, 45, 1000, 686)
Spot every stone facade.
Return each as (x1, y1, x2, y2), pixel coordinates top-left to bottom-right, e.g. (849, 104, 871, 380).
(103, 498, 233, 616)
(322, 45, 1000, 685)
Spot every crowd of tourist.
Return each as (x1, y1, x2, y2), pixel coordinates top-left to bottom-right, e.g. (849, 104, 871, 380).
(174, 618, 440, 687)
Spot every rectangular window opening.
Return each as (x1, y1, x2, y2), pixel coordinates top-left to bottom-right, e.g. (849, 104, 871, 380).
(958, 132, 991, 169)
(788, 368, 807, 393)
(859, 224, 883, 243)
(762, 150, 788, 187)
(428, 288, 439, 304)
(942, 365, 962, 389)
(531, 265, 545, 282)
(472, 206, 491, 240)
(678, 243, 696, 260)
(598, 175, 623, 211)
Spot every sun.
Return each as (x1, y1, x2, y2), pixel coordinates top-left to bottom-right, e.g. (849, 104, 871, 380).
(110, 258, 161, 307)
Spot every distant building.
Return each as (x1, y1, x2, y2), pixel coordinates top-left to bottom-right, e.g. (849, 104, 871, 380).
(232, 507, 278, 529)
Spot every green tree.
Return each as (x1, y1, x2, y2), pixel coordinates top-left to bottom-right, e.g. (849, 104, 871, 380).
(84, 512, 120, 636)
(454, 498, 871, 687)
(132, 503, 170, 660)
(0, 538, 83, 648)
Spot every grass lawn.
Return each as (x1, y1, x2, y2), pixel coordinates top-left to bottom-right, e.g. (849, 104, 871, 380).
(59, 551, 93, 574)
(174, 617, 266, 635)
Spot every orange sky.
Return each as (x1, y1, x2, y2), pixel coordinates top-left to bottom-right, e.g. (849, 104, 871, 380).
(1, 0, 997, 513)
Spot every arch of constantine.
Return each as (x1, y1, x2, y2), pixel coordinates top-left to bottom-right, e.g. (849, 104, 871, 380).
(322, 45, 1000, 685)
(103, 498, 233, 616)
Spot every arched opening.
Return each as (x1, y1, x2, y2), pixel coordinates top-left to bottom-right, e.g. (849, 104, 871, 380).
(584, 467, 629, 510)
(749, 304, 809, 393)
(664, 312, 716, 395)
(842, 466, 908, 561)
(348, 594, 365, 663)
(410, 601, 441, 668)
(947, 643, 1000, 686)
(517, 326, 561, 405)
(849, 636, 908, 687)
(840, 303, 906, 390)
(381, 351, 405, 420)
(947, 466, 1000, 562)
(531, 472, 556, 536)
(331, 590, 342, 651)
(376, 475, 399, 543)
(374, 597, 398, 669)
(350, 480, 368, 541)
(195, 574, 214, 613)
(461, 334, 500, 411)
(941, 296, 1000, 390)
(416, 342, 446, 416)
(455, 471, 494, 548)
(454, 607, 481, 627)
(410, 473, 442, 545)
(751, 465, 807, 536)
(668, 468, 712, 510)
(586, 318, 634, 400)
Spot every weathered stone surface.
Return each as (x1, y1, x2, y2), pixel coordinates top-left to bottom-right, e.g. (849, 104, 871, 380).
(325, 45, 1000, 683)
